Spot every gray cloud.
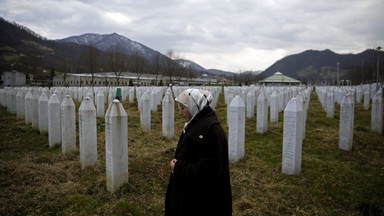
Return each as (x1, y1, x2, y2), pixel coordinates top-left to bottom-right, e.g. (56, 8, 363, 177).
(1, 0, 383, 71)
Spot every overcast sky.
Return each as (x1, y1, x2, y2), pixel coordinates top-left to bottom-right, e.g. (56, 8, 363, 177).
(1, 0, 383, 72)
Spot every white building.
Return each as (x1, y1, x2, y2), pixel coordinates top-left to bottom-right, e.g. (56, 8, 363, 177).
(259, 72, 301, 86)
(53, 72, 217, 86)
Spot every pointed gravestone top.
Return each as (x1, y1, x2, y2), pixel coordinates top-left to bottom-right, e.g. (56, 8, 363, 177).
(25, 91, 32, 99)
(80, 97, 96, 111)
(230, 95, 245, 107)
(106, 99, 127, 117)
(62, 95, 75, 107)
(32, 91, 39, 99)
(48, 94, 60, 104)
(39, 92, 48, 102)
(341, 93, 352, 105)
(285, 97, 303, 113)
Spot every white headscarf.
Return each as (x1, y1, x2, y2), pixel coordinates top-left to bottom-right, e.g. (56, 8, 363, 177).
(175, 88, 213, 132)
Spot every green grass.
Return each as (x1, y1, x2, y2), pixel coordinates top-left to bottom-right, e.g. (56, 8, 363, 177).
(0, 90, 383, 215)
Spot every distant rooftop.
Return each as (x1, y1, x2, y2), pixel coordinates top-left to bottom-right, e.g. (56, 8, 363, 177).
(260, 71, 300, 83)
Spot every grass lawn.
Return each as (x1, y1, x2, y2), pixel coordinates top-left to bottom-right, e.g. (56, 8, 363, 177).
(0, 89, 383, 215)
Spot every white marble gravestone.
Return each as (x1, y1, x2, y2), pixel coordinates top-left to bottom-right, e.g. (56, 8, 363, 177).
(48, 94, 61, 148)
(16, 90, 25, 119)
(296, 93, 307, 140)
(108, 90, 114, 106)
(129, 88, 134, 103)
(339, 93, 354, 151)
(162, 88, 174, 138)
(31, 92, 40, 129)
(371, 91, 383, 134)
(228, 95, 245, 162)
(19, 90, 26, 119)
(246, 90, 255, 119)
(16, 90, 22, 119)
(370, 84, 377, 99)
(326, 91, 335, 118)
(54, 88, 62, 102)
(105, 99, 128, 193)
(363, 91, 370, 110)
(8, 89, 16, 114)
(86, 89, 94, 103)
(270, 90, 279, 122)
(278, 90, 285, 112)
(77, 88, 83, 102)
(38, 93, 49, 133)
(96, 91, 105, 117)
(61, 95, 77, 154)
(226, 90, 234, 126)
(5, 89, 10, 113)
(140, 92, 151, 131)
(4, 89, 10, 112)
(24, 91, 33, 125)
(79, 97, 98, 169)
(150, 90, 158, 112)
(136, 88, 144, 110)
(356, 87, 362, 104)
(282, 98, 303, 175)
(256, 90, 268, 134)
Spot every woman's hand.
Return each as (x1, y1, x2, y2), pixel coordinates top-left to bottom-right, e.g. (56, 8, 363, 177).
(170, 159, 177, 173)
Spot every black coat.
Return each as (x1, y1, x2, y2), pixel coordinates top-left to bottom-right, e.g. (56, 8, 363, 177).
(165, 107, 232, 216)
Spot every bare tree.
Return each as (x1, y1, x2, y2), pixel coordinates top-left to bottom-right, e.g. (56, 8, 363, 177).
(174, 57, 184, 83)
(152, 52, 162, 85)
(61, 57, 70, 86)
(106, 45, 126, 85)
(49, 66, 55, 88)
(186, 64, 194, 83)
(179, 61, 188, 83)
(130, 50, 146, 85)
(80, 44, 99, 88)
(164, 49, 177, 85)
(19, 48, 41, 78)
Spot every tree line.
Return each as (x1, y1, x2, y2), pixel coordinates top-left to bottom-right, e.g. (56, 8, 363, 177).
(63, 44, 203, 87)
(1, 42, 205, 86)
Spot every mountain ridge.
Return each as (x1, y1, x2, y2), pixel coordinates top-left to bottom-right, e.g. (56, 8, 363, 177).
(178, 58, 235, 77)
(56, 33, 162, 61)
(56, 32, 237, 77)
(262, 48, 382, 84)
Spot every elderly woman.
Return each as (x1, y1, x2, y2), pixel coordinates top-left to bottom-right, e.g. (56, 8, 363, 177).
(165, 88, 232, 216)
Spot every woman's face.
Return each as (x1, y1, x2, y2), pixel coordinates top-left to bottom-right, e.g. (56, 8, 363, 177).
(179, 103, 192, 122)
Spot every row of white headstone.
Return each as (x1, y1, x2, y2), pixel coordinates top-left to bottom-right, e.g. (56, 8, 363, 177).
(316, 84, 383, 152)
(224, 86, 313, 176)
(2, 83, 380, 184)
(225, 83, 381, 175)
(224, 83, 379, 175)
(0, 85, 223, 145)
(0, 85, 223, 192)
(0, 86, 127, 192)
